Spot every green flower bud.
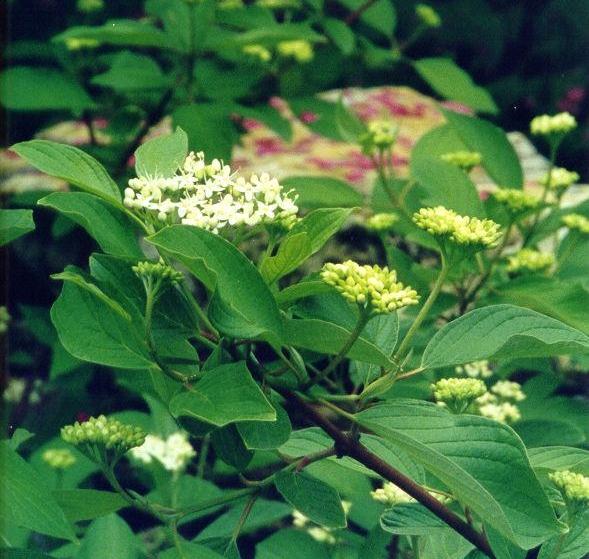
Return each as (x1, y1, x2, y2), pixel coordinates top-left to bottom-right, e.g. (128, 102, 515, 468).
(507, 249, 554, 273)
(549, 470, 589, 503)
(365, 213, 398, 233)
(415, 3, 442, 27)
(540, 167, 579, 192)
(530, 112, 577, 136)
(243, 44, 272, 63)
(42, 448, 77, 469)
(360, 120, 399, 154)
(440, 150, 482, 171)
(432, 377, 486, 413)
(562, 213, 589, 234)
(492, 188, 541, 215)
(277, 40, 314, 63)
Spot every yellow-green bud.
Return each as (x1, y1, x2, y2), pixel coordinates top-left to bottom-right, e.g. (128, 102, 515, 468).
(549, 470, 589, 503)
(360, 120, 399, 154)
(490, 380, 526, 401)
(77, 0, 104, 12)
(243, 44, 272, 63)
(132, 260, 183, 285)
(0, 306, 10, 335)
(413, 206, 502, 250)
(492, 188, 541, 214)
(507, 249, 554, 273)
(432, 378, 487, 412)
(530, 112, 577, 136)
(277, 40, 314, 63)
(440, 151, 482, 171)
(562, 213, 589, 234)
(540, 167, 579, 191)
(321, 260, 419, 314)
(64, 38, 100, 51)
(415, 3, 441, 27)
(42, 448, 77, 469)
(365, 213, 398, 233)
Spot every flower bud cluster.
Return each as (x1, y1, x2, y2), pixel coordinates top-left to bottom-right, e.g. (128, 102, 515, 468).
(132, 260, 183, 286)
(490, 380, 526, 401)
(455, 360, 493, 379)
(61, 415, 146, 458)
(475, 380, 525, 424)
(540, 167, 579, 191)
(0, 306, 10, 334)
(124, 151, 299, 234)
(530, 112, 577, 136)
(549, 470, 589, 503)
(365, 212, 398, 232)
(371, 482, 450, 507)
(360, 120, 399, 153)
(440, 151, 482, 171)
(277, 40, 314, 63)
(562, 213, 589, 234)
(243, 44, 272, 62)
(507, 249, 554, 273)
(415, 3, 441, 27)
(130, 432, 196, 473)
(42, 448, 77, 469)
(413, 206, 502, 249)
(321, 260, 419, 314)
(492, 188, 541, 214)
(431, 378, 487, 412)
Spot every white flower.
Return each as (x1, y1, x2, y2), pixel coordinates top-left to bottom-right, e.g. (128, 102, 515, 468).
(490, 380, 526, 401)
(478, 401, 521, 423)
(455, 360, 493, 379)
(130, 432, 196, 472)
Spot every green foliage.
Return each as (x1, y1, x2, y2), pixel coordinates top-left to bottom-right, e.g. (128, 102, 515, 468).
(0, 209, 35, 246)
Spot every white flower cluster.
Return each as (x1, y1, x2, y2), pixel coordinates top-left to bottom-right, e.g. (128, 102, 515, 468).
(431, 378, 487, 413)
(124, 151, 299, 234)
(475, 380, 525, 424)
(371, 482, 450, 507)
(530, 112, 577, 136)
(455, 360, 493, 379)
(292, 501, 351, 544)
(130, 432, 196, 473)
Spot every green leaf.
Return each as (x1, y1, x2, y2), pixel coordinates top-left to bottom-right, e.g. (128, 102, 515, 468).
(357, 400, 560, 548)
(38, 193, 142, 258)
(323, 17, 356, 55)
(256, 529, 327, 559)
(276, 280, 333, 308)
(53, 490, 127, 522)
(338, 0, 396, 37)
(148, 225, 283, 345)
(0, 66, 94, 112)
(442, 109, 523, 188)
(514, 419, 585, 447)
(237, 404, 292, 450)
(288, 208, 353, 253)
(11, 141, 121, 205)
(212, 23, 324, 48)
(0, 442, 75, 541)
(538, 509, 589, 559)
(414, 58, 498, 114)
(51, 266, 131, 320)
(196, 59, 264, 101)
(0, 209, 35, 246)
(410, 156, 484, 217)
(51, 281, 152, 369)
(170, 361, 276, 427)
(260, 232, 312, 284)
(234, 104, 292, 142)
(421, 305, 589, 369)
(380, 503, 446, 535)
(335, 97, 367, 143)
(283, 318, 393, 366)
(160, 542, 224, 559)
(135, 127, 188, 179)
(92, 51, 169, 91)
(77, 514, 142, 559)
(274, 470, 346, 528)
(53, 20, 170, 49)
(528, 447, 589, 474)
(281, 176, 363, 209)
(210, 424, 253, 470)
(0, 551, 53, 559)
(172, 102, 237, 162)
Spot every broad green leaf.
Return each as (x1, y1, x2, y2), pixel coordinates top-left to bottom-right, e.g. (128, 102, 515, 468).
(514, 419, 585, 447)
(77, 514, 142, 559)
(338, 0, 396, 37)
(11, 141, 121, 204)
(335, 97, 367, 143)
(92, 51, 169, 91)
(275, 280, 332, 308)
(234, 104, 292, 141)
(288, 208, 354, 254)
(442, 109, 523, 188)
(380, 503, 446, 535)
(39, 193, 142, 258)
(260, 232, 312, 284)
(0, 442, 75, 541)
(256, 529, 327, 559)
(173, 102, 237, 166)
(283, 318, 393, 366)
(51, 266, 131, 320)
(53, 490, 127, 522)
(421, 305, 589, 369)
(538, 509, 589, 559)
(410, 124, 467, 162)
(170, 361, 276, 427)
(135, 127, 188, 179)
(323, 17, 356, 55)
(487, 277, 589, 335)
(414, 58, 498, 114)
(528, 447, 589, 475)
(0, 209, 35, 246)
(237, 405, 292, 450)
(358, 401, 560, 548)
(211, 23, 324, 48)
(195, 59, 264, 101)
(148, 225, 283, 345)
(53, 20, 170, 49)
(211, 424, 253, 470)
(281, 176, 363, 209)
(160, 542, 224, 559)
(0, 67, 94, 112)
(51, 281, 152, 369)
(274, 470, 346, 528)
(194, 498, 292, 541)
(0, 551, 53, 559)
(410, 155, 484, 217)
